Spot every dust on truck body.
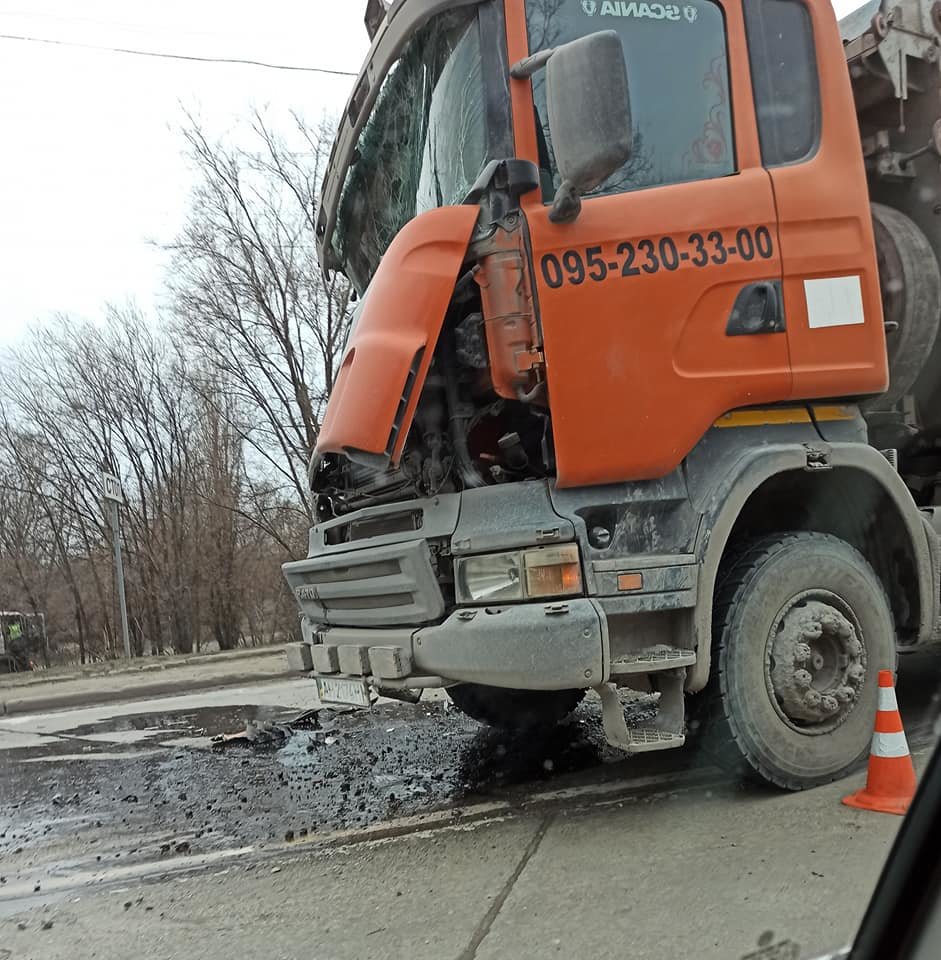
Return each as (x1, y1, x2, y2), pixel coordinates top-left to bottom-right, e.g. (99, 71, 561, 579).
(284, 0, 941, 788)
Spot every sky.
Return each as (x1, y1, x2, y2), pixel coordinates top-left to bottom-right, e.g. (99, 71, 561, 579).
(0, 0, 864, 345)
(0, 0, 367, 344)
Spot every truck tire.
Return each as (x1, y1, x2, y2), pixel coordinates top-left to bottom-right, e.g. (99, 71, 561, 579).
(705, 532, 896, 790)
(869, 202, 941, 408)
(447, 683, 584, 730)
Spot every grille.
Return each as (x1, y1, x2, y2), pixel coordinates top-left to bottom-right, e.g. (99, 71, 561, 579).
(283, 538, 444, 627)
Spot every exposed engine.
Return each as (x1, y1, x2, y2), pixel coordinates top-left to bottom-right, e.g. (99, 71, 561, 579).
(314, 231, 554, 522)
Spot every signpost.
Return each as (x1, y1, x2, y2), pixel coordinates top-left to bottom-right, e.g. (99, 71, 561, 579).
(102, 472, 131, 659)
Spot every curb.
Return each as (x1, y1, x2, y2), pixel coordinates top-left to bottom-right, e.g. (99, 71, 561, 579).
(0, 646, 287, 692)
(0, 666, 306, 718)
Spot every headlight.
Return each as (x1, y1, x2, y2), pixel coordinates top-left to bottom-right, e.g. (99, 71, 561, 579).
(456, 544, 582, 603)
(456, 550, 524, 602)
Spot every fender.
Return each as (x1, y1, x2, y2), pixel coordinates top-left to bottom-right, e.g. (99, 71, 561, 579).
(315, 205, 479, 467)
(686, 442, 937, 692)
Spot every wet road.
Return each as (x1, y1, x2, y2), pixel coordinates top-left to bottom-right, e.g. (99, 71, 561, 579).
(0, 682, 671, 894)
(1, 654, 940, 913)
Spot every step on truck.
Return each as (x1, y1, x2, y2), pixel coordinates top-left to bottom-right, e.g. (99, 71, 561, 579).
(284, 0, 941, 788)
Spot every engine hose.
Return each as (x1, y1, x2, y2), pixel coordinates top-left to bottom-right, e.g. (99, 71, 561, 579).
(441, 330, 488, 489)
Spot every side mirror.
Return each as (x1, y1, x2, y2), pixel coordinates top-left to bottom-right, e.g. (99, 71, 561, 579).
(513, 31, 632, 223)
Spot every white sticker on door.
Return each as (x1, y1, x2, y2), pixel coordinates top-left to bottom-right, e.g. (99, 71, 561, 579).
(804, 276, 865, 329)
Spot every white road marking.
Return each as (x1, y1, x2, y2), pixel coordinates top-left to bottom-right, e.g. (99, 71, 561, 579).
(0, 846, 257, 907)
(21, 749, 163, 763)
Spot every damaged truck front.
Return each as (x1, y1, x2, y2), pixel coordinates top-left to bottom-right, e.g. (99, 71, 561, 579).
(285, 0, 941, 790)
(291, 0, 598, 730)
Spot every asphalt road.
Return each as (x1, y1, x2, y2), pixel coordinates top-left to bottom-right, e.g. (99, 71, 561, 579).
(1, 653, 940, 960)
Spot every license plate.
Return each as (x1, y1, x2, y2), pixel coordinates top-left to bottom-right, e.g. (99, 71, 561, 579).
(316, 676, 371, 708)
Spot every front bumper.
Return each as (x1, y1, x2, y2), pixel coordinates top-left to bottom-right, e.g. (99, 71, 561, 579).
(308, 598, 606, 691)
(283, 481, 698, 695)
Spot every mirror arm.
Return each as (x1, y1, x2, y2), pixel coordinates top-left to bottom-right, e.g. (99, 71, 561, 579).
(510, 48, 555, 79)
(549, 181, 582, 224)
(513, 31, 632, 227)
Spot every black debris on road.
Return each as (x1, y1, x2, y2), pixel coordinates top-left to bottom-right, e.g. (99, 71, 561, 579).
(0, 696, 667, 886)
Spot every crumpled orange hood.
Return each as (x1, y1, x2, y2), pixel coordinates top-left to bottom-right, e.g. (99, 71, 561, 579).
(315, 205, 479, 467)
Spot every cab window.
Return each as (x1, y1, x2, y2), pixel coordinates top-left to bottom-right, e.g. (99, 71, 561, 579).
(525, 0, 735, 200)
(744, 0, 820, 166)
(332, 9, 486, 294)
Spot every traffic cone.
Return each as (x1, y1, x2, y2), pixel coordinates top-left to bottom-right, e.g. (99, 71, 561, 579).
(842, 670, 916, 816)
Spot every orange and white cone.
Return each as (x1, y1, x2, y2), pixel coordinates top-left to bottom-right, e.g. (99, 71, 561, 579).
(842, 670, 916, 816)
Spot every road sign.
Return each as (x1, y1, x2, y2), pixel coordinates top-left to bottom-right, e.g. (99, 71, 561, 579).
(101, 473, 123, 503)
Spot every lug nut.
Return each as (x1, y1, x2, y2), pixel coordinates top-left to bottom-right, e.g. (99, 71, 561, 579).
(794, 669, 813, 689)
(794, 642, 812, 663)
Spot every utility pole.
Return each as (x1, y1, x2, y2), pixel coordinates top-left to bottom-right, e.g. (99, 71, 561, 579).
(102, 472, 131, 659)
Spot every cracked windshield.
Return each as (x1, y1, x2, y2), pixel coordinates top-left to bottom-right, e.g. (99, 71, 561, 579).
(2, 1, 941, 959)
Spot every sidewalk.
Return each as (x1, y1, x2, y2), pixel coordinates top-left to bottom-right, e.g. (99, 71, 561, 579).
(0, 645, 290, 716)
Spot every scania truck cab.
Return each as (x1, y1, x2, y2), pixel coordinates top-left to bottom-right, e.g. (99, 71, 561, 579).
(284, 0, 941, 788)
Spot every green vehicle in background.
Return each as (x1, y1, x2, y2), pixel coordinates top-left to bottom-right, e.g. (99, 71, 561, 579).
(0, 611, 43, 673)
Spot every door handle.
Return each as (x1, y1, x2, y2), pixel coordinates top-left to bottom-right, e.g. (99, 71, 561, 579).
(726, 281, 785, 336)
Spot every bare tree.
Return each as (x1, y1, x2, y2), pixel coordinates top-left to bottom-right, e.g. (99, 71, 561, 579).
(167, 109, 353, 541)
(0, 108, 346, 664)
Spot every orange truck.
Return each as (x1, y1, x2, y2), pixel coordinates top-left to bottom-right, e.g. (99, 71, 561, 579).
(284, 0, 941, 788)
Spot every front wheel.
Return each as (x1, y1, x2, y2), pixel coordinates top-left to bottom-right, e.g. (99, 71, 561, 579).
(447, 683, 585, 731)
(706, 532, 896, 790)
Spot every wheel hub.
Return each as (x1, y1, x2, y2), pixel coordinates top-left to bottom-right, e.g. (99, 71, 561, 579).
(769, 598, 866, 727)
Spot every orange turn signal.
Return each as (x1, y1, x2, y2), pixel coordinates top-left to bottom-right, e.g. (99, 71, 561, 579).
(617, 572, 644, 592)
(523, 544, 582, 598)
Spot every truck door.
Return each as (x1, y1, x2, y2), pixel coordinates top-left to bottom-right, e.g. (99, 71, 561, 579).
(742, 0, 886, 401)
(510, 0, 790, 488)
